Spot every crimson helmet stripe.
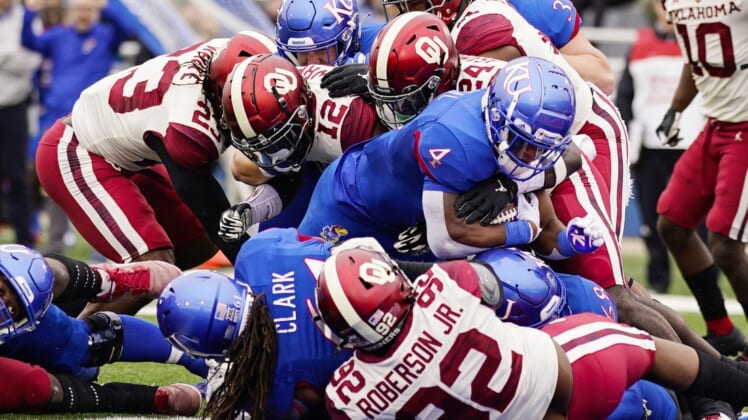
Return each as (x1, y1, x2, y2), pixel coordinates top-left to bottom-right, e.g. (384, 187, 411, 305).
(229, 59, 258, 139)
(374, 12, 423, 90)
(237, 30, 278, 54)
(322, 258, 382, 344)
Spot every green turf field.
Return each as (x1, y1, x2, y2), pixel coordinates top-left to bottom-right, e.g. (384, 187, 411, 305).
(1, 228, 746, 418)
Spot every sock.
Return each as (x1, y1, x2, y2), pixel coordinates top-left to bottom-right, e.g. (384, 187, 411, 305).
(706, 316, 735, 336)
(683, 265, 728, 325)
(53, 374, 157, 413)
(119, 316, 209, 377)
(45, 253, 103, 302)
(685, 351, 748, 408)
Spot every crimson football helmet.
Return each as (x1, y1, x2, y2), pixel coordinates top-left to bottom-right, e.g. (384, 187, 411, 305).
(367, 12, 460, 128)
(315, 242, 415, 351)
(222, 54, 314, 170)
(208, 30, 278, 102)
(382, 0, 467, 27)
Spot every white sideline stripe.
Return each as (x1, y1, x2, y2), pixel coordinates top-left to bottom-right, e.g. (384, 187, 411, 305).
(135, 293, 745, 317)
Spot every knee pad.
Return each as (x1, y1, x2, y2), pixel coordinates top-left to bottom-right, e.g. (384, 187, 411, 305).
(22, 364, 52, 408)
(84, 311, 124, 366)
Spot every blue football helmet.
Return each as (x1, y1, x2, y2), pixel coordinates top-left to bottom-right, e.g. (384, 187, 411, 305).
(276, 0, 360, 66)
(483, 56, 576, 181)
(0, 244, 54, 344)
(476, 247, 566, 328)
(157, 270, 253, 358)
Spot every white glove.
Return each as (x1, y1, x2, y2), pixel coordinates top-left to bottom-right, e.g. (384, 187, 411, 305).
(562, 214, 605, 255)
(515, 193, 541, 240)
(218, 203, 252, 242)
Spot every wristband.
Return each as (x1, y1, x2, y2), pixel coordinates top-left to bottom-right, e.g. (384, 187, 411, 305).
(552, 158, 568, 187)
(557, 229, 576, 257)
(504, 220, 533, 247)
(514, 173, 546, 194)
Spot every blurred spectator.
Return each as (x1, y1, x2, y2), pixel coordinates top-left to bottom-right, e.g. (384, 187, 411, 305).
(615, 0, 704, 293)
(21, 0, 132, 253)
(0, 0, 41, 246)
(28, 0, 71, 255)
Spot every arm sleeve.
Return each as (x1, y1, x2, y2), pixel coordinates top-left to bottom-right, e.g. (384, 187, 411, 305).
(100, 1, 135, 52)
(145, 133, 246, 263)
(615, 52, 635, 125)
(21, 9, 49, 54)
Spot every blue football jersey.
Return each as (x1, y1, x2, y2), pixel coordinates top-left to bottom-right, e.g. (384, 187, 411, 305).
(559, 273, 618, 322)
(359, 22, 385, 56)
(298, 89, 497, 259)
(234, 228, 352, 418)
(0, 304, 95, 380)
(507, 0, 580, 48)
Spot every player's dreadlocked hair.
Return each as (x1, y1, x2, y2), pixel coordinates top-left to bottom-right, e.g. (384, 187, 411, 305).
(203, 293, 278, 420)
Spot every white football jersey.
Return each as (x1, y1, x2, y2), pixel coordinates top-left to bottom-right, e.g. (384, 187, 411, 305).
(299, 64, 378, 164)
(72, 39, 227, 172)
(664, 0, 748, 122)
(452, 0, 593, 133)
(457, 54, 506, 91)
(325, 263, 558, 419)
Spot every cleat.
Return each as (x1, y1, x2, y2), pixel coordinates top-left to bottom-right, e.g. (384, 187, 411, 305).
(91, 260, 182, 302)
(704, 327, 748, 356)
(154, 383, 203, 416)
(690, 397, 737, 420)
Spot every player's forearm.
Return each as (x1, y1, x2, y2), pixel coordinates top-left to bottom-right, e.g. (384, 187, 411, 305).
(562, 53, 616, 95)
(669, 63, 698, 111)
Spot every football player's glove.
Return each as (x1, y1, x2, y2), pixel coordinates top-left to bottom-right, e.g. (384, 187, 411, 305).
(218, 203, 252, 242)
(455, 173, 518, 226)
(559, 214, 605, 256)
(393, 223, 430, 256)
(656, 108, 683, 147)
(320, 63, 370, 99)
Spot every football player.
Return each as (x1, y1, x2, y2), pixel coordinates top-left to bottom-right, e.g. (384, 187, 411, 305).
(0, 244, 203, 415)
(297, 56, 604, 263)
(34, 31, 275, 316)
(216, 54, 387, 238)
(317, 242, 748, 419)
(157, 228, 355, 419)
(378, 0, 615, 94)
(655, 0, 748, 359)
(275, 0, 383, 66)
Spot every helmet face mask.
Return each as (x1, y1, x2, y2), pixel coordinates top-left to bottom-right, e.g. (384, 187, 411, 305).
(367, 12, 459, 128)
(230, 102, 314, 170)
(370, 74, 441, 129)
(483, 56, 576, 181)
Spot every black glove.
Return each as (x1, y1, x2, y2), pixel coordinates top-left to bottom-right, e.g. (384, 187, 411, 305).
(656, 107, 683, 147)
(455, 172, 518, 226)
(393, 223, 430, 256)
(320, 64, 370, 99)
(218, 202, 252, 242)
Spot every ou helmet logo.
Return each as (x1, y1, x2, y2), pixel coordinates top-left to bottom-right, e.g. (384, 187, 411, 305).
(358, 259, 397, 286)
(415, 36, 449, 65)
(264, 68, 299, 95)
(502, 60, 533, 100)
